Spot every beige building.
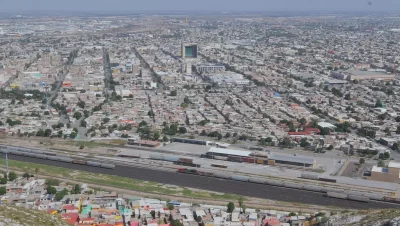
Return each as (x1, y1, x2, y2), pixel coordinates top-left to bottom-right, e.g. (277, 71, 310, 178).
(370, 161, 400, 183)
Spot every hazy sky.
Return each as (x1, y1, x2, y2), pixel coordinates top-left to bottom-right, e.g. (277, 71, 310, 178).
(1, 0, 400, 12)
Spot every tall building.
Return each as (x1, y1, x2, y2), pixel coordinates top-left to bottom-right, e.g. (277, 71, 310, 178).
(181, 43, 198, 59)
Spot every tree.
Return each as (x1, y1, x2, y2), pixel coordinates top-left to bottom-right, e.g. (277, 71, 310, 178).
(80, 120, 87, 128)
(35, 168, 39, 179)
(378, 160, 385, 167)
(375, 99, 383, 108)
(163, 136, 169, 142)
(225, 132, 231, 138)
(0, 187, 5, 195)
(320, 127, 330, 135)
(36, 129, 44, 137)
(153, 131, 160, 140)
(384, 152, 390, 159)
(299, 118, 307, 125)
(359, 158, 365, 165)
(300, 138, 310, 147)
(8, 171, 17, 181)
(73, 111, 82, 120)
(227, 202, 235, 213)
(148, 110, 155, 118)
(45, 178, 60, 186)
(55, 188, 69, 201)
(77, 100, 85, 109)
(44, 111, 50, 115)
(171, 220, 183, 226)
(139, 121, 148, 127)
(265, 137, 273, 143)
(71, 184, 81, 194)
(179, 127, 187, 134)
(217, 133, 223, 140)
(70, 131, 77, 139)
(396, 126, 400, 134)
(44, 129, 52, 137)
(150, 210, 156, 219)
(73, 127, 78, 133)
(170, 90, 177, 96)
(0, 178, 7, 184)
(200, 130, 207, 136)
(327, 145, 334, 150)
(102, 117, 110, 124)
(67, 123, 71, 128)
(47, 186, 57, 195)
(238, 197, 244, 213)
(167, 203, 175, 210)
(22, 172, 30, 180)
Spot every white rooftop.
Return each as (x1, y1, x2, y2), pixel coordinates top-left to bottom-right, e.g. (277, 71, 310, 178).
(208, 147, 252, 157)
(388, 161, 400, 169)
(318, 122, 336, 128)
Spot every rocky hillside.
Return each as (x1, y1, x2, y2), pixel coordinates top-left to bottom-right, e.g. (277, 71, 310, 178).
(0, 205, 69, 226)
(326, 209, 400, 226)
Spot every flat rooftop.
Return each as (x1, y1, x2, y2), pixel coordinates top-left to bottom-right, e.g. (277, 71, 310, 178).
(207, 147, 252, 157)
(388, 161, 400, 169)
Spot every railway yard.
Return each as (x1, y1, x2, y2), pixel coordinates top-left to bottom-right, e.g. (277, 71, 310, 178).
(1, 143, 400, 210)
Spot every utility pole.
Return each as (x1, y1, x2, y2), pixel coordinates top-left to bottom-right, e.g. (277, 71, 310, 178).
(5, 151, 9, 180)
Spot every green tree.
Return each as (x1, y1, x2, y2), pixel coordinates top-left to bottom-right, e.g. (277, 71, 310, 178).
(73, 111, 82, 120)
(153, 131, 160, 140)
(67, 123, 71, 128)
(238, 197, 244, 213)
(227, 202, 235, 213)
(225, 132, 231, 138)
(167, 203, 175, 210)
(359, 158, 365, 165)
(375, 99, 383, 108)
(0, 178, 7, 184)
(45, 178, 60, 186)
(299, 118, 307, 125)
(150, 210, 156, 219)
(171, 220, 182, 226)
(22, 172, 30, 180)
(0, 187, 5, 195)
(77, 100, 85, 109)
(80, 120, 87, 128)
(35, 168, 39, 179)
(139, 121, 148, 127)
(163, 136, 169, 142)
(8, 171, 17, 181)
(102, 117, 110, 124)
(378, 160, 385, 167)
(47, 186, 57, 195)
(265, 137, 273, 143)
(70, 131, 77, 139)
(179, 127, 187, 134)
(170, 90, 177, 96)
(71, 184, 81, 194)
(148, 110, 155, 118)
(55, 188, 69, 201)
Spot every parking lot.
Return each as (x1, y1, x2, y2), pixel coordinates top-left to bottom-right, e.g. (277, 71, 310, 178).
(341, 161, 373, 179)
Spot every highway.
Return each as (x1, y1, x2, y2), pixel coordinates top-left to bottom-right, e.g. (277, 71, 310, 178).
(5, 155, 400, 210)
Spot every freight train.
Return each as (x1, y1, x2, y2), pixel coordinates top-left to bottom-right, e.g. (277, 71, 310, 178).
(149, 155, 200, 167)
(300, 173, 337, 183)
(0, 147, 115, 169)
(176, 167, 397, 204)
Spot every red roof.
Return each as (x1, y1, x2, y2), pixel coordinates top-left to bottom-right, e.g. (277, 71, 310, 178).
(304, 128, 320, 133)
(62, 205, 78, 210)
(62, 213, 79, 225)
(288, 132, 311, 135)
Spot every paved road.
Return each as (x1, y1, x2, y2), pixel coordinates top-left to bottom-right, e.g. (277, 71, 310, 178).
(4, 155, 400, 210)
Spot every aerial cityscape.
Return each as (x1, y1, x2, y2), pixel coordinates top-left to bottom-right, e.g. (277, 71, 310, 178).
(1, 0, 400, 225)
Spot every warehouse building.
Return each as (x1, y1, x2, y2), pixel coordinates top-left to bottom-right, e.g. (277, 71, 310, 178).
(171, 137, 212, 146)
(268, 153, 316, 168)
(370, 161, 400, 183)
(206, 147, 252, 158)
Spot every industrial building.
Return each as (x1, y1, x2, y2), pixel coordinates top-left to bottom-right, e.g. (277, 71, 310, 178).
(181, 43, 198, 59)
(195, 64, 225, 73)
(268, 153, 316, 168)
(331, 69, 395, 81)
(370, 161, 400, 183)
(205, 147, 317, 167)
(171, 137, 211, 146)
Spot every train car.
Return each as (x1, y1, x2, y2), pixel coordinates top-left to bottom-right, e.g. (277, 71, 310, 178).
(197, 170, 214, 177)
(58, 157, 73, 163)
(214, 172, 231, 179)
(177, 168, 198, 174)
(348, 195, 369, 203)
(100, 163, 115, 169)
(231, 175, 249, 182)
(72, 159, 87, 165)
(326, 192, 348, 200)
(117, 154, 140, 158)
(211, 163, 228, 168)
(319, 177, 337, 183)
(87, 161, 101, 167)
(174, 161, 201, 168)
(227, 156, 243, 163)
(301, 173, 319, 180)
(248, 177, 266, 184)
(383, 196, 400, 204)
(178, 158, 193, 164)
